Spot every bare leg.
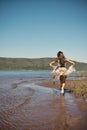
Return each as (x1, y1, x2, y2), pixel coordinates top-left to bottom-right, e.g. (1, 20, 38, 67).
(60, 75, 63, 90)
(61, 83, 65, 94)
(60, 75, 66, 95)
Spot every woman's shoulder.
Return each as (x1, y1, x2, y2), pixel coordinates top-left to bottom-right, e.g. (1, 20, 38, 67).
(65, 58, 68, 61)
(64, 58, 69, 63)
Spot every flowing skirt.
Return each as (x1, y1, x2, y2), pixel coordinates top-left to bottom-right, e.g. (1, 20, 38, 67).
(51, 65, 75, 80)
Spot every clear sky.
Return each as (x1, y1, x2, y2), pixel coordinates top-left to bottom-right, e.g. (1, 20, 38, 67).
(0, 0, 87, 63)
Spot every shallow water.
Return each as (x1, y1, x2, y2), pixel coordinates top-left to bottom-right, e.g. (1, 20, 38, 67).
(0, 71, 87, 130)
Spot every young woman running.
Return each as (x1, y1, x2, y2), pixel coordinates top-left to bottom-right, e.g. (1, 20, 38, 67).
(49, 51, 75, 95)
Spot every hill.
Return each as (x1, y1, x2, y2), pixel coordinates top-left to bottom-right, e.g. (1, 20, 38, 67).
(0, 57, 87, 70)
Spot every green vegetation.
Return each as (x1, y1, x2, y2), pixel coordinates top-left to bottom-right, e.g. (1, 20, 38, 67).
(74, 83, 87, 96)
(69, 80, 87, 98)
(0, 57, 87, 70)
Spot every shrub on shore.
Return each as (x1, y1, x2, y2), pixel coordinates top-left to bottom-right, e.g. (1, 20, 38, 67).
(68, 80, 87, 98)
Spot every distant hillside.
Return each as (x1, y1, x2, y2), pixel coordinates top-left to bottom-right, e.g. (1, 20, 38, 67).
(0, 57, 87, 70)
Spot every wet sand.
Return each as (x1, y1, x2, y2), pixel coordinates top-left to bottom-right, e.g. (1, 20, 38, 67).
(0, 79, 87, 130)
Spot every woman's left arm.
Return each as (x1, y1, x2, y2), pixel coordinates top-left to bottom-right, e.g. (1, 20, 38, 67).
(65, 59, 75, 65)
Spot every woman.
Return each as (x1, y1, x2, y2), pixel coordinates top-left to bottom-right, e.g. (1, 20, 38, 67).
(49, 51, 75, 95)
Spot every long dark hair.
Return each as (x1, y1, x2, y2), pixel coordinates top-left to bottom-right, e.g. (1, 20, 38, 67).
(57, 51, 65, 67)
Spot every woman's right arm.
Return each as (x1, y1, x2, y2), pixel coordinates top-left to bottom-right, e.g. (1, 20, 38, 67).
(49, 60, 56, 68)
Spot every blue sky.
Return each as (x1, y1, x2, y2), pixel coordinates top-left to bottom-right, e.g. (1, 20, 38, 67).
(0, 0, 87, 63)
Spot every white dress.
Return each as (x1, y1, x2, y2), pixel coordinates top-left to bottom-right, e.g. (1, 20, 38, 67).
(51, 65, 75, 80)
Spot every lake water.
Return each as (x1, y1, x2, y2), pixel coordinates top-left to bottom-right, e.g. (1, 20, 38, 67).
(0, 70, 50, 79)
(0, 70, 86, 82)
(0, 70, 87, 130)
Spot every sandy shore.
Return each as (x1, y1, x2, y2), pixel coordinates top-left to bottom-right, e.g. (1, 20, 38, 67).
(0, 78, 87, 130)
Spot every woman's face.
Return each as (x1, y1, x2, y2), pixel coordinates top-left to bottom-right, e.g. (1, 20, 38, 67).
(59, 53, 63, 58)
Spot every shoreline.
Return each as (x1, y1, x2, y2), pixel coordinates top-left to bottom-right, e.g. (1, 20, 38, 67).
(37, 78, 87, 99)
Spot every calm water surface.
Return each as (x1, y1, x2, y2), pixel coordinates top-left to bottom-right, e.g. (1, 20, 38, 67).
(0, 70, 85, 80)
